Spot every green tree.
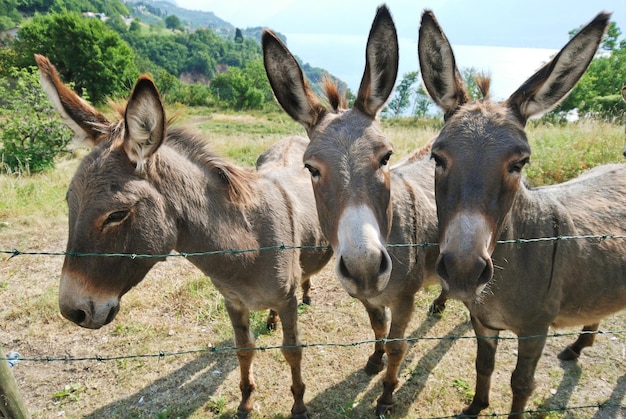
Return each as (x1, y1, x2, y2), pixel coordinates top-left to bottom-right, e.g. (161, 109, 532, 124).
(13, 12, 138, 104)
(0, 0, 22, 30)
(165, 14, 183, 31)
(412, 85, 431, 118)
(210, 60, 270, 110)
(386, 71, 419, 117)
(556, 22, 626, 119)
(0, 65, 73, 174)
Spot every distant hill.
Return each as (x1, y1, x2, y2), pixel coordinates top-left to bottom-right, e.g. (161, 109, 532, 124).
(125, 1, 346, 92)
(127, 1, 233, 33)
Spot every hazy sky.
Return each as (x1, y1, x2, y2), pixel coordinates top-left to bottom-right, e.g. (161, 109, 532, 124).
(174, 0, 626, 99)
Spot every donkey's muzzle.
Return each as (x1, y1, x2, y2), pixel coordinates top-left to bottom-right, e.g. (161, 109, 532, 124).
(59, 296, 120, 329)
(436, 251, 493, 301)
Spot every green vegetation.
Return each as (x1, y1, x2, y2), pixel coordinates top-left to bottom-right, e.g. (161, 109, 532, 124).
(12, 11, 138, 104)
(555, 21, 626, 119)
(0, 65, 73, 174)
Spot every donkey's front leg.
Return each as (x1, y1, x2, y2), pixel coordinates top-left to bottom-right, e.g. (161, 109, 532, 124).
(509, 331, 548, 419)
(277, 294, 308, 419)
(375, 296, 414, 416)
(361, 300, 390, 375)
(461, 315, 499, 417)
(225, 301, 257, 419)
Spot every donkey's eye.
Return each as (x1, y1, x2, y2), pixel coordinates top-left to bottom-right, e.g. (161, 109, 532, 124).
(103, 210, 129, 227)
(379, 151, 393, 168)
(304, 163, 321, 179)
(430, 152, 446, 170)
(509, 158, 530, 173)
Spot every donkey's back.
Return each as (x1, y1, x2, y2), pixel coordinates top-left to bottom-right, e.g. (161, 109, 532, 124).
(257, 135, 332, 279)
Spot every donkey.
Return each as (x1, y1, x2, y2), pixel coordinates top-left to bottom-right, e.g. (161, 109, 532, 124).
(35, 54, 332, 418)
(419, 10, 626, 418)
(263, 5, 446, 414)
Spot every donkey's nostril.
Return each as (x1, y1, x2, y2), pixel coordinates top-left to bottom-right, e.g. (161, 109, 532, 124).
(338, 256, 352, 280)
(65, 308, 87, 325)
(104, 304, 120, 325)
(476, 257, 494, 286)
(379, 252, 389, 275)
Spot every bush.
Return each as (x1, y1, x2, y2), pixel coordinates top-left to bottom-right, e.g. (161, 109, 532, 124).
(0, 66, 73, 174)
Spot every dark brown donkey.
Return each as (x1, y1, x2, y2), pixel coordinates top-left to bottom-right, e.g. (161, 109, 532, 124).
(419, 10, 626, 418)
(35, 55, 332, 418)
(263, 5, 446, 414)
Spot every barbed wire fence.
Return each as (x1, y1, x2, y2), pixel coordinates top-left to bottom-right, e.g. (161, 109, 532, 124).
(2, 233, 626, 417)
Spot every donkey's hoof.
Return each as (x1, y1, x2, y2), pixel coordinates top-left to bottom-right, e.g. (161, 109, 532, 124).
(236, 410, 251, 419)
(291, 411, 308, 419)
(428, 303, 446, 318)
(301, 296, 312, 306)
(557, 345, 580, 361)
(364, 359, 384, 375)
(375, 402, 393, 416)
(266, 321, 279, 331)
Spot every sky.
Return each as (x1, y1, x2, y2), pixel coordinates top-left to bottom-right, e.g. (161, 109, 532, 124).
(174, 0, 626, 100)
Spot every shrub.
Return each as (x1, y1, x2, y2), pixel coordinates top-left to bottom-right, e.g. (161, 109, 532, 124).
(0, 66, 73, 174)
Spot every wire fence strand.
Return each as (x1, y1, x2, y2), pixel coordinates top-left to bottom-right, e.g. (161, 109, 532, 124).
(3, 233, 626, 259)
(1, 329, 624, 363)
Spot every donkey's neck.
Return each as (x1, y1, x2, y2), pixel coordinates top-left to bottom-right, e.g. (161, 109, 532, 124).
(153, 132, 261, 258)
(503, 181, 567, 242)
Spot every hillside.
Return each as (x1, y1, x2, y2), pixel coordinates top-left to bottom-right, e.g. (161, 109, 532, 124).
(0, 0, 348, 102)
(126, 0, 234, 33)
(123, 1, 346, 91)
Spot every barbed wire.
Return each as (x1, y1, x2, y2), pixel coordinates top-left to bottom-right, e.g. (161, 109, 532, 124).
(2, 233, 626, 259)
(1, 332, 624, 418)
(1, 329, 624, 363)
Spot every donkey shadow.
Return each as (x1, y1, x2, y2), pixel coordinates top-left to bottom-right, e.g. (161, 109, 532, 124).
(538, 360, 583, 419)
(591, 373, 626, 419)
(83, 338, 238, 418)
(306, 313, 471, 417)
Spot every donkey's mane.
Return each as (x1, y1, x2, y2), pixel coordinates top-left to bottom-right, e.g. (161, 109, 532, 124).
(474, 73, 492, 101)
(323, 77, 348, 112)
(400, 138, 435, 164)
(107, 102, 257, 208)
(166, 127, 257, 207)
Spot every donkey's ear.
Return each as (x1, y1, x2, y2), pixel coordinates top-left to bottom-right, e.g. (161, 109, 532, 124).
(123, 75, 165, 171)
(354, 4, 399, 117)
(262, 29, 327, 131)
(507, 12, 611, 124)
(35, 54, 109, 145)
(418, 10, 470, 120)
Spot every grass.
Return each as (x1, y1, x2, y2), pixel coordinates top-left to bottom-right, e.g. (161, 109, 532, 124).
(1, 110, 625, 418)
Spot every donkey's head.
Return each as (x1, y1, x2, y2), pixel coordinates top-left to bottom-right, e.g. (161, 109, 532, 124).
(418, 11, 610, 301)
(36, 55, 176, 328)
(263, 5, 398, 299)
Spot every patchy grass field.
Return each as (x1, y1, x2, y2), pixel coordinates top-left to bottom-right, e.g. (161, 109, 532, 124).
(1, 112, 626, 418)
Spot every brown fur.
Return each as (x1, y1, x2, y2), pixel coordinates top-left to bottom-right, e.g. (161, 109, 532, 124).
(36, 55, 331, 418)
(420, 9, 620, 418)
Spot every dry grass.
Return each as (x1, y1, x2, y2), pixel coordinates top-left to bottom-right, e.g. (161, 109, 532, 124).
(1, 114, 626, 418)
